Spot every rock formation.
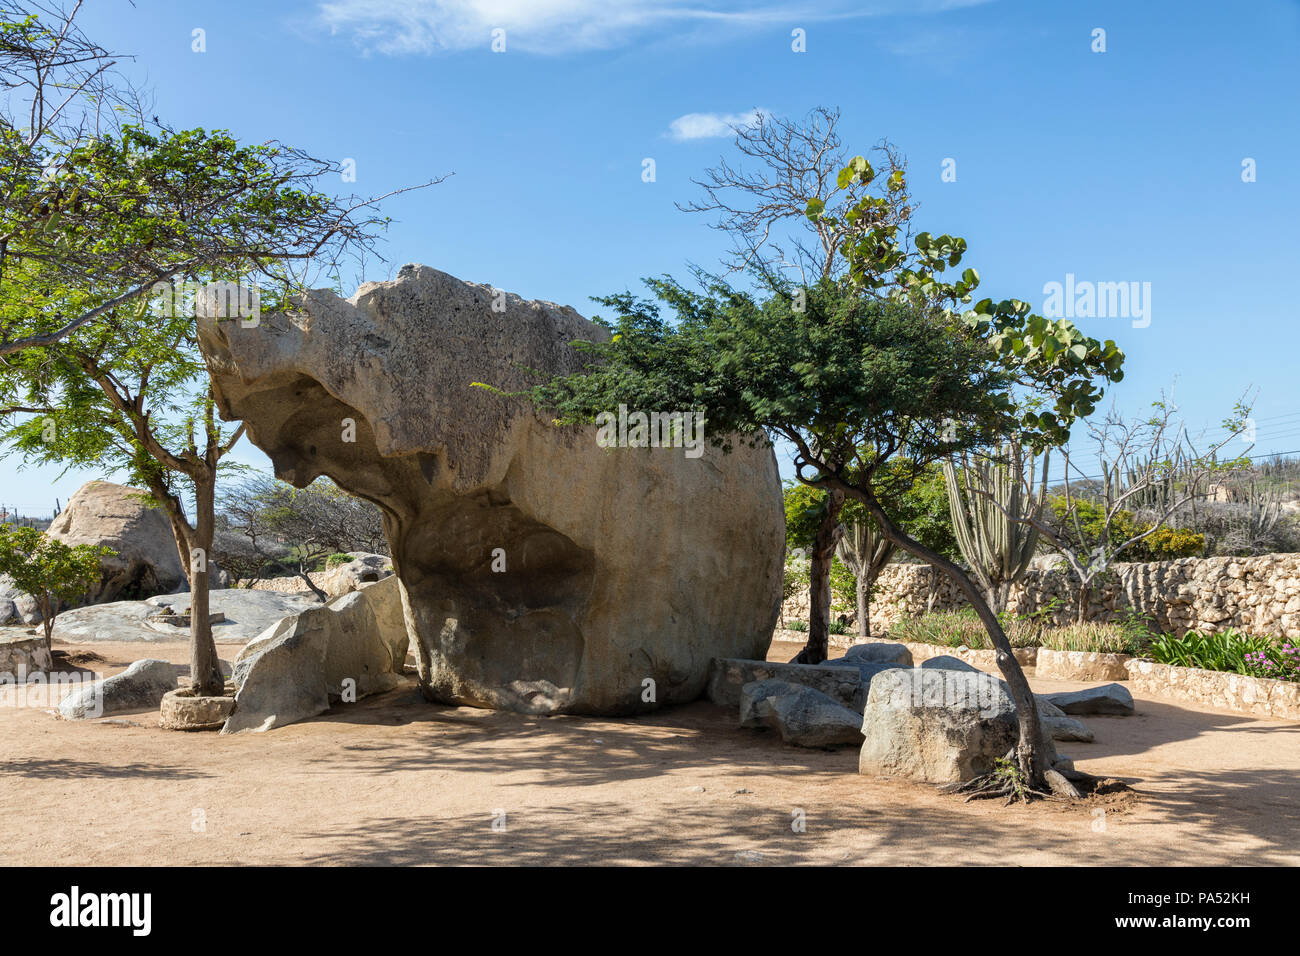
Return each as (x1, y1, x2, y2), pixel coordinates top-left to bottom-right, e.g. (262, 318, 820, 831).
(199, 265, 784, 715)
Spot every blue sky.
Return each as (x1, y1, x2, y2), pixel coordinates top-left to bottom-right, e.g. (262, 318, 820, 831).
(2, 0, 1298, 514)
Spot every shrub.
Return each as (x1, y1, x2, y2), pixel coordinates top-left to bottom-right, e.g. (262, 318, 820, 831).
(1146, 628, 1298, 681)
(888, 609, 1135, 653)
(325, 552, 354, 569)
(786, 619, 809, 632)
(1036, 622, 1142, 655)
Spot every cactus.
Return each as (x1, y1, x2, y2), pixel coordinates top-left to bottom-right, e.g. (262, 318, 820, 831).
(942, 443, 1045, 613)
(835, 517, 895, 638)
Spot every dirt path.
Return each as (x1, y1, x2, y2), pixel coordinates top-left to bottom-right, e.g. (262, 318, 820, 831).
(0, 638, 1296, 866)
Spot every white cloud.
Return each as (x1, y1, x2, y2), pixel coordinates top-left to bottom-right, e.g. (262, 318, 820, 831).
(666, 109, 764, 141)
(315, 0, 996, 56)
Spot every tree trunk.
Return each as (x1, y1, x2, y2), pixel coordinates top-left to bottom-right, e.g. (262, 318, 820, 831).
(189, 474, 224, 696)
(856, 573, 870, 639)
(796, 490, 844, 664)
(841, 482, 1050, 787)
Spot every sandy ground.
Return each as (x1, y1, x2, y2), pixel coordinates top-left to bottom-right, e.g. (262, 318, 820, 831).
(0, 636, 1297, 866)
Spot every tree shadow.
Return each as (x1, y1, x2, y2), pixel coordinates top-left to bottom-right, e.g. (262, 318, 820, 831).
(0, 757, 213, 780)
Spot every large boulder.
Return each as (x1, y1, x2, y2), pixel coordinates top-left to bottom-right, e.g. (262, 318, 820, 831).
(0, 576, 41, 625)
(57, 658, 177, 720)
(859, 668, 1039, 783)
(47, 480, 224, 603)
(223, 575, 409, 733)
(51, 589, 322, 643)
(199, 265, 784, 715)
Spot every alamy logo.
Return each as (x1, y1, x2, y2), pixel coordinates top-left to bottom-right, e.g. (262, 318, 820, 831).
(49, 886, 151, 936)
(595, 404, 705, 459)
(1042, 273, 1151, 328)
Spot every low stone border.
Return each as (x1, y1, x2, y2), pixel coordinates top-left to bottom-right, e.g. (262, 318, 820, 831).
(1124, 659, 1300, 721)
(0, 632, 52, 676)
(1034, 648, 1132, 682)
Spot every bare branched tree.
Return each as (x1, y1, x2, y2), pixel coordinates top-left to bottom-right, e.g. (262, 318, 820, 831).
(678, 106, 912, 283)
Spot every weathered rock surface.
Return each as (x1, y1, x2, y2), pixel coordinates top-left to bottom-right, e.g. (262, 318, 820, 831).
(48, 480, 226, 602)
(321, 553, 393, 597)
(709, 658, 861, 711)
(843, 642, 913, 667)
(918, 655, 980, 673)
(859, 668, 1032, 783)
(200, 265, 784, 715)
(1035, 696, 1095, 742)
(51, 589, 322, 643)
(58, 658, 177, 719)
(223, 576, 409, 733)
(1044, 683, 1136, 716)
(0, 576, 42, 625)
(739, 679, 864, 748)
(160, 686, 236, 730)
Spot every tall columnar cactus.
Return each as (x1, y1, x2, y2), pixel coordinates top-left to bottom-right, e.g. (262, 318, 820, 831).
(835, 517, 895, 639)
(942, 443, 1046, 613)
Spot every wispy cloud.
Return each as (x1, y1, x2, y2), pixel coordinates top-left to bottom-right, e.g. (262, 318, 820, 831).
(315, 0, 996, 56)
(666, 109, 764, 141)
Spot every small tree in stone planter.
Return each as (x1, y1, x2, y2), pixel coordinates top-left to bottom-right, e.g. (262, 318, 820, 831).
(0, 525, 111, 648)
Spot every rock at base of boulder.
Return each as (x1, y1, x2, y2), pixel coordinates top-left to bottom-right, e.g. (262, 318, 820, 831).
(859, 668, 1027, 784)
(740, 679, 864, 748)
(223, 576, 408, 734)
(1035, 696, 1095, 742)
(58, 659, 177, 720)
(1043, 683, 1136, 716)
(709, 658, 860, 711)
(160, 686, 236, 730)
(321, 553, 393, 597)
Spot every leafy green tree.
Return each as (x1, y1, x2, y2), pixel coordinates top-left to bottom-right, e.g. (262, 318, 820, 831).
(0, 524, 110, 645)
(525, 152, 1123, 796)
(0, 4, 441, 696)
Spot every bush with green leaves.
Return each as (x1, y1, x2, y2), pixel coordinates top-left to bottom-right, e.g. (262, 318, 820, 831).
(887, 608, 1138, 654)
(1146, 628, 1297, 681)
(0, 524, 111, 643)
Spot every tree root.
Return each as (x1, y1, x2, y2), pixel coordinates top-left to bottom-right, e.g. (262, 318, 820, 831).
(939, 752, 1089, 805)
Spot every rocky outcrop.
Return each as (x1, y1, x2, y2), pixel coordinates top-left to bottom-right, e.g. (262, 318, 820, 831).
(223, 575, 409, 733)
(51, 589, 322, 643)
(200, 265, 784, 716)
(57, 658, 177, 720)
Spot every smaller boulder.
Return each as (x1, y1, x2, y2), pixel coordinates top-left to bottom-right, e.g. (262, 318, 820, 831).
(919, 655, 980, 672)
(740, 679, 864, 748)
(58, 659, 177, 720)
(1043, 683, 1135, 716)
(1036, 696, 1095, 743)
(844, 642, 913, 667)
(320, 553, 393, 598)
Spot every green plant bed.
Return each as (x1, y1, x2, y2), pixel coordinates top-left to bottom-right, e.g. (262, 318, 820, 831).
(887, 609, 1141, 655)
(1146, 629, 1299, 683)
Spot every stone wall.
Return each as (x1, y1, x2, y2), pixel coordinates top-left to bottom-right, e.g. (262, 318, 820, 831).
(782, 553, 1300, 640)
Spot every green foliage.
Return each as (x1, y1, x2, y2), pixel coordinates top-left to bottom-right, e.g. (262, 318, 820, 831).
(785, 619, 809, 632)
(1146, 628, 1296, 681)
(0, 524, 110, 640)
(325, 552, 355, 569)
(886, 608, 1138, 654)
(829, 556, 856, 611)
(1046, 496, 1204, 563)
